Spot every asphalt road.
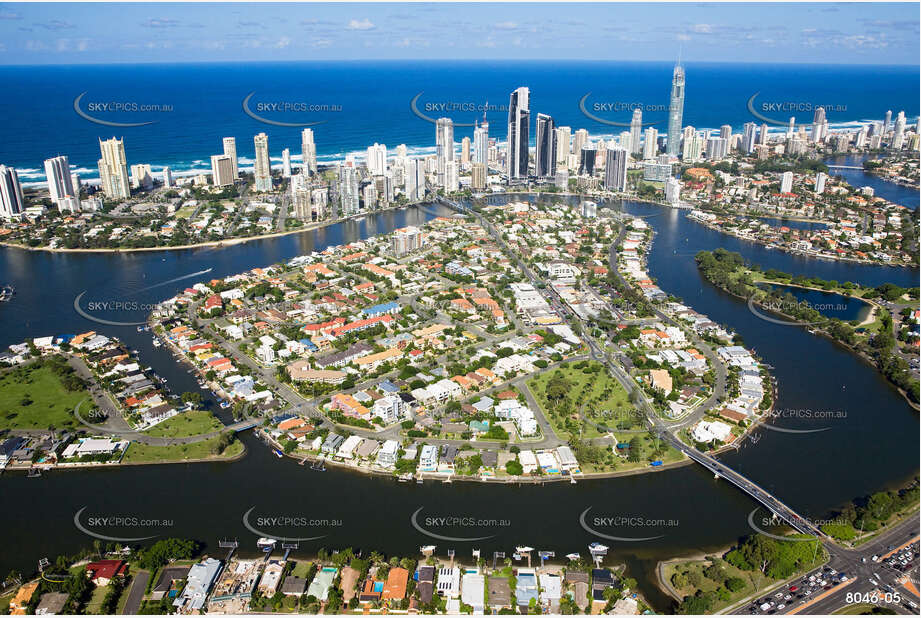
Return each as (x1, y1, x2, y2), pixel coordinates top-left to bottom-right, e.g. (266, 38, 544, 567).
(121, 569, 150, 615)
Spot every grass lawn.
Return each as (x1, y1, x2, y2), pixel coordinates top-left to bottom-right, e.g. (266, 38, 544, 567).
(122, 435, 244, 464)
(174, 205, 196, 219)
(143, 410, 223, 438)
(528, 361, 636, 440)
(85, 585, 109, 614)
(665, 558, 779, 613)
(579, 433, 684, 474)
(0, 361, 90, 431)
(290, 561, 313, 578)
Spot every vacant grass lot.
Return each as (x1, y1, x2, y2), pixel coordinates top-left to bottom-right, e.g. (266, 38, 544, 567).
(122, 435, 244, 464)
(528, 360, 636, 440)
(0, 361, 89, 431)
(143, 411, 223, 438)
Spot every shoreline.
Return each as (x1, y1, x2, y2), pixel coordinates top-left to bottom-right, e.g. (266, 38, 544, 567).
(691, 216, 917, 269)
(4, 440, 248, 474)
(261, 429, 697, 485)
(0, 202, 431, 254)
(699, 262, 920, 412)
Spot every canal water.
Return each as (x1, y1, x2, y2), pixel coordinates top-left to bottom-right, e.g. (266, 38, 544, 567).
(0, 200, 917, 611)
(755, 284, 874, 324)
(824, 153, 920, 211)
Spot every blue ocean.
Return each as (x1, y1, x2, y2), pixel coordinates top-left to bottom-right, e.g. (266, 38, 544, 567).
(0, 60, 917, 185)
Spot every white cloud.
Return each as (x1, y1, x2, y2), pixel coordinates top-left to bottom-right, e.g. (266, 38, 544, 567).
(274, 36, 291, 48)
(347, 18, 375, 31)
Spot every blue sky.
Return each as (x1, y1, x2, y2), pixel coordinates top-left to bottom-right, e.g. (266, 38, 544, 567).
(0, 2, 917, 65)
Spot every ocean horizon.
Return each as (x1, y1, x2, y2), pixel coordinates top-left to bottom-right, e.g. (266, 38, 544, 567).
(1, 59, 918, 186)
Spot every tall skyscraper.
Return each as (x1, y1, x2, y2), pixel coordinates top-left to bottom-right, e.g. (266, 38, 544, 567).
(719, 125, 732, 141)
(573, 129, 589, 158)
(44, 155, 79, 211)
(444, 160, 459, 192)
(162, 167, 173, 188)
(812, 107, 826, 143)
(222, 137, 238, 179)
(554, 126, 571, 165)
(471, 162, 487, 190)
(535, 113, 557, 179)
(97, 137, 130, 200)
(642, 127, 658, 160)
(883, 110, 892, 134)
(0, 165, 24, 218)
(506, 86, 530, 181)
(367, 143, 387, 176)
(604, 147, 628, 192)
(663, 177, 680, 205)
(460, 137, 471, 166)
(786, 117, 795, 139)
(666, 63, 685, 156)
(892, 111, 906, 149)
(435, 118, 454, 187)
(282, 148, 292, 178)
(814, 172, 827, 194)
(301, 128, 317, 176)
(339, 165, 359, 215)
(579, 143, 596, 176)
(211, 154, 235, 187)
(630, 109, 643, 155)
(473, 121, 489, 166)
(741, 122, 757, 154)
(253, 132, 272, 192)
(758, 123, 769, 145)
(780, 171, 793, 193)
(404, 158, 426, 201)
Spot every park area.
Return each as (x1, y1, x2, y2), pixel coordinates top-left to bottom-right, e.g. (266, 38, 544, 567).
(527, 360, 639, 440)
(0, 356, 89, 431)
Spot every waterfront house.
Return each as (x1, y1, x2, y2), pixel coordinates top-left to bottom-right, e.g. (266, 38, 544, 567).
(436, 567, 460, 599)
(377, 440, 400, 468)
(321, 433, 345, 454)
(280, 576, 307, 597)
(35, 591, 68, 615)
(306, 567, 338, 601)
(487, 576, 511, 610)
(9, 582, 38, 615)
(419, 444, 439, 472)
(174, 558, 222, 612)
(539, 573, 562, 611)
(460, 572, 485, 613)
(515, 569, 539, 610)
(382, 567, 409, 603)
